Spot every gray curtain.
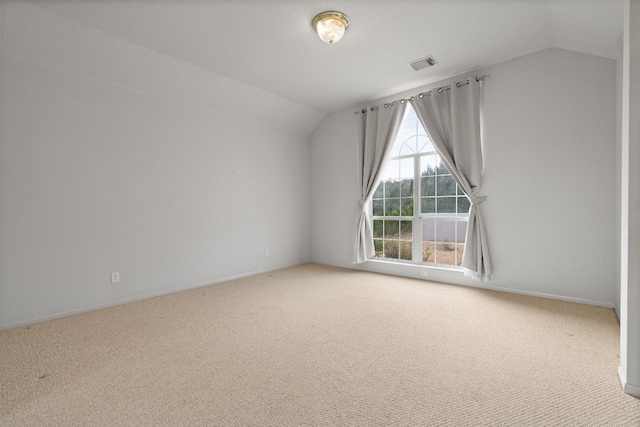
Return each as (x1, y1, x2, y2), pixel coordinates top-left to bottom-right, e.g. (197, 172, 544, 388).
(354, 101, 407, 264)
(412, 80, 492, 280)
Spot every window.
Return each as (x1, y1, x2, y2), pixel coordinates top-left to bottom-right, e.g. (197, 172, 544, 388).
(372, 104, 470, 267)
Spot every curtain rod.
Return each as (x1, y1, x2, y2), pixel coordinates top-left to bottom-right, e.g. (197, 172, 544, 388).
(354, 74, 490, 114)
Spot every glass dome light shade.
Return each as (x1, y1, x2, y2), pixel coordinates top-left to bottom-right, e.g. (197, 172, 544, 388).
(312, 11, 350, 44)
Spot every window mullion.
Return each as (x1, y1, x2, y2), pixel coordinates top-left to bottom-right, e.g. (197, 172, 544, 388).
(412, 154, 421, 262)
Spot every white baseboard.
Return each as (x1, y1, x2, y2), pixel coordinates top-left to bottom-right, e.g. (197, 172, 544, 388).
(358, 260, 615, 309)
(0, 265, 289, 331)
(618, 365, 640, 397)
(624, 383, 640, 397)
(465, 282, 616, 309)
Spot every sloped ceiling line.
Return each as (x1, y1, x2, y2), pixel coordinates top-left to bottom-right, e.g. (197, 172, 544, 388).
(18, 0, 623, 118)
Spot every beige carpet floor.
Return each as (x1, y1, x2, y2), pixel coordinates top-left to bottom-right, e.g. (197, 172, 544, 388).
(1, 263, 638, 426)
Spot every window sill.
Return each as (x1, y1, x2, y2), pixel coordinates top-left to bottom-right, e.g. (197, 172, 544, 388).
(365, 258, 464, 274)
(357, 258, 479, 292)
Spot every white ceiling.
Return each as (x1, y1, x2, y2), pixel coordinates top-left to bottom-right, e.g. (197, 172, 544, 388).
(29, 0, 623, 114)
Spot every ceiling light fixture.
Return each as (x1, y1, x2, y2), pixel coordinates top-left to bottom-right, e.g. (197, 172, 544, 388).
(312, 11, 350, 44)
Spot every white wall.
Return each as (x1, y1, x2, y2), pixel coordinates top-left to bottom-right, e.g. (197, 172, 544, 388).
(311, 48, 617, 307)
(0, 2, 312, 329)
(310, 110, 360, 267)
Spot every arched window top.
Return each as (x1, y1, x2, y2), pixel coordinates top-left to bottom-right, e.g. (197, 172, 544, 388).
(390, 104, 434, 158)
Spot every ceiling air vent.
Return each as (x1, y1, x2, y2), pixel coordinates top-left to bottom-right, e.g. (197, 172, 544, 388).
(408, 55, 437, 71)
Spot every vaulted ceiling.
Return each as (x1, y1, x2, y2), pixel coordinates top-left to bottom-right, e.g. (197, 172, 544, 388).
(29, 0, 623, 114)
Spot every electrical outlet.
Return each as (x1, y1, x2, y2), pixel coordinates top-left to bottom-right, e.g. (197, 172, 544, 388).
(111, 272, 120, 283)
(264, 249, 270, 257)
(420, 271, 429, 277)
